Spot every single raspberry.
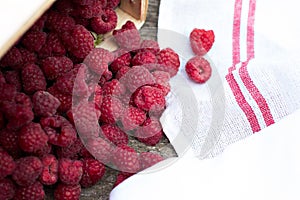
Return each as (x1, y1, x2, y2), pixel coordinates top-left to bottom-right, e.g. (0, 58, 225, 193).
(0, 82, 17, 101)
(0, 149, 16, 179)
(99, 95, 123, 124)
(40, 115, 77, 147)
(14, 181, 45, 200)
(113, 171, 133, 188)
(115, 65, 130, 80)
(100, 124, 128, 146)
(84, 48, 114, 75)
(0, 178, 16, 200)
(119, 66, 155, 93)
(46, 11, 76, 33)
(91, 8, 117, 34)
(112, 144, 140, 173)
(38, 33, 66, 58)
(190, 28, 215, 56)
(109, 52, 131, 73)
(139, 152, 164, 170)
(21, 63, 47, 94)
(135, 117, 163, 146)
(156, 48, 180, 77)
(102, 79, 126, 97)
(0, 129, 21, 158)
(131, 51, 156, 66)
(0, 47, 22, 67)
(139, 39, 160, 54)
(151, 70, 171, 96)
(120, 106, 146, 131)
(18, 122, 48, 153)
(39, 154, 58, 185)
(12, 156, 42, 186)
(54, 0, 74, 15)
(4, 70, 22, 91)
(54, 183, 81, 200)
(185, 56, 212, 83)
(48, 86, 72, 113)
(106, 0, 120, 9)
(133, 85, 166, 112)
(72, 1, 103, 19)
(41, 56, 73, 80)
(113, 21, 141, 50)
(18, 47, 37, 66)
(80, 158, 106, 188)
(58, 158, 83, 185)
(62, 25, 94, 59)
(31, 13, 48, 31)
(84, 137, 112, 163)
(21, 30, 47, 52)
(32, 91, 61, 117)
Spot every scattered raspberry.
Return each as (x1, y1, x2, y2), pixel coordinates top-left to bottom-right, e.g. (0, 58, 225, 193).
(0, 178, 16, 200)
(131, 51, 156, 66)
(54, 183, 81, 200)
(120, 106, 146, 131)
(156, 48, 180, 77)
(112, 144, 140, 173)
(39, 154, 58, 185)
(0, 47, 22, 68)
(56, 138, 83, 159)
(135, 117, 163, 146)
(38, 33, 66, 58)
(47, 86, 72, 113)
(21, 63, 47, 94)
(113, 171, 133, 188)
(18, 122, 48, 153)
(0, 129, 21, 158)
(12, 156, 43, 186)
(102, 79, 126, 97)
(106, 0, 120, 9)
(139, 152, 164, 170)
(41, 56, 73, 80)
(139, 39, 160, 54)
(46, 11, 76, 33)
(14, 181, 45, 200)
(190, 28, 215, 56)
(100, 124, 128, 146)
(109, 52, 131, 73)
(99, 95, 123, 124)
(0, 148, 16, 179)
(84, 48, 114, 75)
(185, 56, 212, 83)
(72, 1, 103, 19)
(115, 65, 131, 80)
(4, 70, 22, 91)
(84, 137, 112, 163)
(40, 115, 77, 147)
(80, 158, 106, 188)
(91, 8, 117, 34)
(21, 30, 47, 52)
(32, 91, 61, 117)
(58, 158, 83, 185)
(113, 21, 141, 50)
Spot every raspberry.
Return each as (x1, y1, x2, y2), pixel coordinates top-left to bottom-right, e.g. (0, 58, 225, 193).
(99, 95, 123, 124)
(139, 152, 164, 170)
(18, 122, 48, 153)
(12, 156, 43, 186)
(0, 129, 21, 158)
(120, 106, 146, 131)
(4, 70, 22, 91)
(91, 8, 117, 34)
(106, 0, 120, 9)
(113, 171, 133, 188)
(112, 144, 140, 173)
(119, 66, 155, 93)
(19, 47, 37, 66)
(41, 56, 73, 80)
(133, 85, 166, 112)
(40, 115, 77, 147)
(39, 154, 58, 185)
(84, 137, 112, 163)
(190, 28, 215, 56)
(115, 65, 130, 80)
(56, 138, 83, 159)
(102, 79, 126, 97)
(0, 47, 22, 67)
(131, 51, 156, 66)
(54, 183, 81, 200)
(84, 48, 114, 75)
(72, 1, 103, 19)
(32, 91, 61, 117)
(46, 11, 76, 33)
(62, 25, 94, 59)
(0, 149, 16, 179)
(21, 30, 47, 52)
(48, 86, 72, 113)
(113, 21, 141, 50)
(135, 117, 163, 146)
(100, 124, 128, 146)
(21, 63, 47, 94)
(14, 181, 45, 200)
(109, 52, 131, 73)
(139, 39, 160, 54)
(156, 48, 180, 77)
(38, 33, 66, 58)
(0, 82, 17, 101)
(58, 158, 83, 185)
(80, 158, 106, 188)
(0, 178, 16, 200)
(185, 56, 212, 83)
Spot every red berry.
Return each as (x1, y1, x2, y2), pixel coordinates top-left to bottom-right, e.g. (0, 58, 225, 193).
(91, 8, 117, 34)
(131, 51, 156, 66)
(58, 158, 83, 185)
(0, 149, 16, 179)
(156, 48, 180, 77)
(106, 0, 120, 9)
(39, 154, 58, 185)
(18, 47, 37, 66)
(46, 11, 76, 33)
(109, 52, 131, 73)
(120, 106, 146, 131)
(0, 47, 22, 68)
(18, 122, 48, 153)
(4, 70, 22, 91)
(102, 79, 126, 97)
(113, 21, 141, 50)
(21, 63, 47, 94)
(135, 117, 163, 146)
(185, 56, 212, 83)
(190, 28, 215, 56)
(99, 95, 123, 124)
(12, 156, 43, 186)
(47, 86, 72, 113)
(14, 181, 45, 200)
(112, 144, 140, 173)
(54, 183, 81, 200)
(80, 158, 106, 188)
(0, 178, 16, 200)
(21, 30, 47, 52)
(139, 152, 164, 170)
(41, 56, 73, 80)
(84, 48, 114, 75)
(84, 137, 112, 163)
(32, 91, 61, 117)
(100, 124, 128, 146)
(38, 33, 66, 58)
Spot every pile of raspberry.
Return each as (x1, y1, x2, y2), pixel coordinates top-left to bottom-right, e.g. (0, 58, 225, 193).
(0, 0, 181, 199)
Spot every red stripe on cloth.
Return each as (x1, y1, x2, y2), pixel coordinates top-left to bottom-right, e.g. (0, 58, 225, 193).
(226, 72, 261, 132)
